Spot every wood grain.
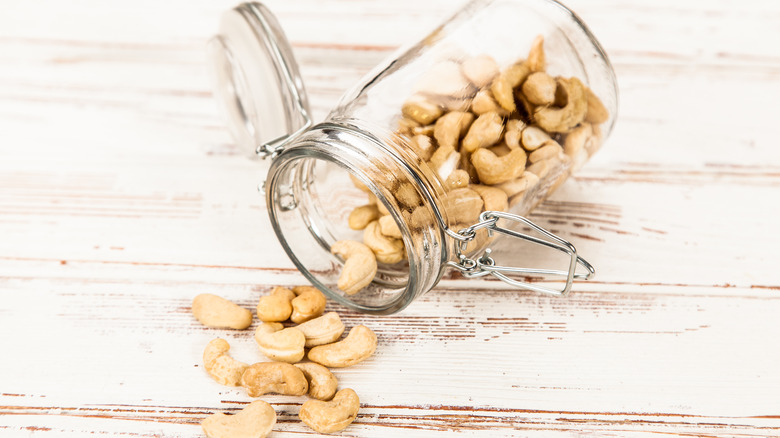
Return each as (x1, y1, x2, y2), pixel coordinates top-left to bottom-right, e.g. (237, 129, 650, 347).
(1, 0, 779, 436)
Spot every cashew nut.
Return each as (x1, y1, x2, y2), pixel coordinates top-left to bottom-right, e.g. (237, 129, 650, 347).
(442, 188, 484, 225)
(192, 294, 253, 330)
(201, 400, 276, 438)
(470, 185, 508, 213)
(584, 86, 609, 124)
(487, 144, 512, 157)
(461, 111, 504, 153)
(240, 361, 309, 397)
(528, 141, 563, 163)
(429, 146, 461, 182)
(534, 77, 587, 133)
(330, 240, 377, 295)
(203, 338, 249, 386)
(254, 322, 306, 363)
(443, 168, 470, 191)
(461, 54, 499, 88)
(470, 89, 507, 116)
(409, 134, 434, 161)
(490, 62, 531, 112)
(307, 325, 377, 368)
(433, 111, 474, 150)
(412, 61, 473, 98)
(563, 123, 592, 157)
(363, 220, 404, 264)
(290, 286, 327, 324)
(401, 94, 443, 125)
(294, 362, 338, 401)
(522, 72, 556, 105)
(349, 173, 371, 193)
(395, 182, 421, 208)
(470, 148, 527, 185)
(495, 171, 540, 198)
(296, 312, 345, 347)
(256, 287, 295, 323)
(299, 388, 360, 434)
(527, 35, 546, 72)
(520, 126, 552, 151)
(348, 204, 380, 231)
(525, 158, 553, 178)
(378, 214, 403, 239)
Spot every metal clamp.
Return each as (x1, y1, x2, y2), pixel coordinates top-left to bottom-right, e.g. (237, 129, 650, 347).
(445, 210, 595, 296)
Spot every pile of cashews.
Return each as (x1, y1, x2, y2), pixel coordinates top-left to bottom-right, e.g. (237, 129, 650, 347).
(335, 35, 609, 296)
(192, 287, 376, 437)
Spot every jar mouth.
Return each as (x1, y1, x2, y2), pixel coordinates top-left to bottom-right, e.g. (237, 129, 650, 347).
(266, 124, 446, 315)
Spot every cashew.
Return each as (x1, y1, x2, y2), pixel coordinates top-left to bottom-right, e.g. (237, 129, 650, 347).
(201, 400, 276, 438)
(470, 185, 508, 213)
(461, 111, 504, 153)
(528, 141, 563, 163)
(203, 338, 249, 386)
(413, 61, 473, 98)
(527, 35, 546, 72)
(411, 124, 435, 137)
(433, 111, 474, 150)
(584, 86, 609, 124)
(349, 173, 371, 193)
(495, 171, 540, 198)
(525, 158, 553, 178)
(363, 220, 404, 264)
(240, 361, 309, 397)
(256, 286, 295, 323)
(299, 388, 360, 434)
(534, 77, 587, 133)
(378, 214, 403, 239)
(308, 325, 377, 368)
(490, 62, 531, 112)
(470, 148, 527, 185)
(192, 294, 253, 330)
(401, 94, 443, 125)
(522, 72, 556, 105)
(470, 89, 507, 116)
(294, 362, 338, 401)
(487, 144, 512, 157)
(396, 183, 421, 208)
(254, 322, 306, 363)
(397, 117, 420, 137)
(409, 134, 434, 161)
(520, 126, 552, 150)
(429, 147, 461, 181)
(376, 199, 390, 216)
(443, 168, 470, 191)
(461, 54, 499, 88)
(296, 312, 345, 347)
(563, 123, 592, 157)
(331, 240, 377, 295)
(442, 188, 484, 224)
(503, 119, 526, 150)
(459, 151, 480, 183)
(348, 204, 380, 230)
(290, 286, 327, 324)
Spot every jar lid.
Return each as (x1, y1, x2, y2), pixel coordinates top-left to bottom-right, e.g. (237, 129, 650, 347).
(208, 2, 310, 158)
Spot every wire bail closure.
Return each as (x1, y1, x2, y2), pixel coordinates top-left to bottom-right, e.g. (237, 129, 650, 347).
(445, 210, 595, 297)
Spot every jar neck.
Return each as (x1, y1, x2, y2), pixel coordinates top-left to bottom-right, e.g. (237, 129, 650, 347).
(266, 121, 451, 314)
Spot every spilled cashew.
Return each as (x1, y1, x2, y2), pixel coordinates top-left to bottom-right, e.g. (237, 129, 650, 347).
(348, 204, 380, 230)
(296, 312, 345, 348)
(256, 286, 295, 323)
(192, 294, 253, 330)
(254, 322, 306, 363)
(308, 325, 378, 368)
(378, 215, 403, 239)
(299, 388, 360, 434)
(240, 361, 308, 397)
(471, 148, 527, 185)
(201, 400, 276, 438)
(363, 221, 404, 264)
(290, 286, 327, 324)
(294, 362, 339, 401)
(203, 338, 248, 386)
(331, 240, 377, 295)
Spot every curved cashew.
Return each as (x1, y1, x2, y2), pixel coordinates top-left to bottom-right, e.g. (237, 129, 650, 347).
(461, 54, 499, 88)
(461, 111, 504, 153)
(396, 182, 421, 208)
(348, 204, 380, 231)
(254, 322, 306, 363)
(442, 188, 483, 224)
(470, 148, 527, 185)
(331, 240, 377, 295)
(192, 294, 253, 330)
(522, 72, 556, 106)
(256, 287, 295, 323)
(296, 312, 345, 348)
(495, 171, 540, 198)
(240, 361, 308, 397)
(534, 77, 587, 133)
(434, 111, 474, 150)
(525, 158, 553, 178)
(527, 35, 546, 72)
(378, 214, 403, 239)
(443, 168, 470, 191)
(470, 90, 507, 116)
(308, 325, 377, 368)
(294, 362, 338, 401)
(201, 400, 276, 438)
(289, 286, 326, 324)
(563, 123, 592, 157)
(363, 221, 404, 264)
(401, 94, 443, 125)
(528, 142, 563, 163)
(488, 144, 512, 157)
(203, 338, 249, 386)
(490, 62, 531, 112)
(299, 388, 360, 434)
(521, 126, 552, 151)
(503, 119, 526, 150)
(584, 86, 609, 124)
(470, 185, 508, 213)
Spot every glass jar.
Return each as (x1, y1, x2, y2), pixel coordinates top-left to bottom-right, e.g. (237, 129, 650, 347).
(209, 0, 618, 314)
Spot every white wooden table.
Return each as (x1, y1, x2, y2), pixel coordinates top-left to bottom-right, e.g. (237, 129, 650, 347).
(2, 0, 779, 436)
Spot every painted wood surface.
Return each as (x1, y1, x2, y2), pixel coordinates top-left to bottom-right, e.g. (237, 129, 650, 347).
(1, 0, 779, 436)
